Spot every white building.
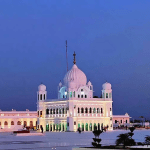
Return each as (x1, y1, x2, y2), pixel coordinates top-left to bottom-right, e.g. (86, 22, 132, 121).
(37, 52, 129, 132)
(0, 52, 131, 132)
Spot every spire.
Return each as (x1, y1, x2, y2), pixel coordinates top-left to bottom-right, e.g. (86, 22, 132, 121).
(73, 51, 76, 64)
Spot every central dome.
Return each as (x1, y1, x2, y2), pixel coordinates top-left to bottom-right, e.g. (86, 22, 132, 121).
(63, 64, 87, 88)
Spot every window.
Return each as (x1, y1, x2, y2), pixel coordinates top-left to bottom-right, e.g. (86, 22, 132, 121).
(0, 122, 1, 125)
(46, 109, 49, 115)
(81, 89, 83, 91)
(97, 108, 100, 113)
(74, 91, 75, 97)
(37, 111, 39, 117)
(74, 121, 76, 125)
(40, 111, 42, 117)
(53, 109, 55, 114)
(78, 95, 80, 98)
(17, 121, 21, 125)
(67, 123, 69, 126)
(40, 94, 42, 100)
(81, 107, 84, 113)
(103, 93, 105, 98)
(30, 121, 33, 127)
(56, 109, 58, 114)
(38, 94, 39, 100)
(115, 120, 117, 123)
(81, 95, 83, 98)
(90, 86, 92, 90)
(85, 95, 87, 98)
(70, 92, 72, 98)
(44, 94, 45, 100)
(101, 108, 103, 113)
(78, 107, 80, 113)
(121, 120, 122, 123)
(106, 93, 108, 98)
(85, 107, 88, 113)
(50, 109, 52, 114)
(62, 108, 64, 114)
(110, 108, 111, 111)
(4, 121, 8, 125)
(126, 120, 127, 123)
(93, 108, 96, 113)
(59, 109, 61, 114)
(109, 93, 112, 98)
(89, 107, 92, 113)
(63, 95, 65, 98)
(11, 121, 14, 125)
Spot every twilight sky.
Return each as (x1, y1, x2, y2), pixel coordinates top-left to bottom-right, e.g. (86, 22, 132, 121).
(0, 0, 150, 119)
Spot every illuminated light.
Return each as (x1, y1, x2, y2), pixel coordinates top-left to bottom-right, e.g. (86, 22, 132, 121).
(81, 92, 84, 95)
(65, 92, 67, 95)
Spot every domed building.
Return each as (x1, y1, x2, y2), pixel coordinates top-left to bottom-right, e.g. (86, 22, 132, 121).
(37, 52, 130, 132)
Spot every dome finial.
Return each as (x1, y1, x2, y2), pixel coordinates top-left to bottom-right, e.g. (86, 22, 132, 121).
(73, 51, 76, 64)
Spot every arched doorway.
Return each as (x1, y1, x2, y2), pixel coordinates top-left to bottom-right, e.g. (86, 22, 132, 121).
(46, 124, 49, 131)
(85, 123, 88, 131)
(94, 123, 97, 131)
(98, 123, 100, 130)
(59, 123, 61, 131)
(82, 123, 84, 131)
(89, 123, 92, 131)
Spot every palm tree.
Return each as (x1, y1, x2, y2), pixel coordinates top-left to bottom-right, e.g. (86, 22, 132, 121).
(139, 116, 144, 127)
(116, 133, 129, 148)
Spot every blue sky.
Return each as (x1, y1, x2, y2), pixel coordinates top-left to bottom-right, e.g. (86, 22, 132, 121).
(0, 0, 150, 119)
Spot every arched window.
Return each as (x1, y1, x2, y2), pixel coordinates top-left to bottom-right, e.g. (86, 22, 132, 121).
(85, 107, 88, 113)
(78, 95, 80, 98)
(81, 95, 83, 98)
(89, 107, 92, 113)
(38, 94, 39, 100)
(46, 109, 49, 115)
(44, 94, 46, 100)
(4, 121, 8, 125)
(56, 109, 58, 114)
(17, 121, 21, 125)
(106, 93, 108, 98)
(81, 107, 84, 113)
(74, 91, 75, 97)
(85, 95, 87, 98)
(59, 108, 61, 114)
(62, 108, 64, 114)
(90, 86, 92, 90)
(30, 121, 33, 127)
(53, 109, 55, 114)
(101, 108, 103, 113)
(97, 108, 100, 113)
(93, 108, 96, 113)
(78, 107, 80, 113)
(50, 109, 52, 114)
(11, 121, 14, 125)
(40, 94, 42, 100)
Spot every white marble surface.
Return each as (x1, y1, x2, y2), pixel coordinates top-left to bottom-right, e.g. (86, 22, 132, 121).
(0, 129, 149, 150)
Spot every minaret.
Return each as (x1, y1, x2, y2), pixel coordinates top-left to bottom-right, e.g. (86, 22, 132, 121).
(37, 84, 47, 101)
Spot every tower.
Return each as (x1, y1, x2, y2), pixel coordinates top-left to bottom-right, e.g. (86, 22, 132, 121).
(37, 84, 47, 101)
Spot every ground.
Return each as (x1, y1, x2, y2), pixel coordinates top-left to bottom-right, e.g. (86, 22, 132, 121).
(0, 129, 149, 150)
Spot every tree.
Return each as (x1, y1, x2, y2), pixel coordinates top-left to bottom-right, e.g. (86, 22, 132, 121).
(92, 130, 103, 148)
(145, 135, 150, 147)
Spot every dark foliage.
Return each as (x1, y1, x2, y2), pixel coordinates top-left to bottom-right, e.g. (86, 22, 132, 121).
(92, 130, 103, 148)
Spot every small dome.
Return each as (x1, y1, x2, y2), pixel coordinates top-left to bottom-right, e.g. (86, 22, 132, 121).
(64, 64, 87, 88)
(102, 82, 111, 90)
(38, 84, 46, 91)
(87, 80, 92, 86)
